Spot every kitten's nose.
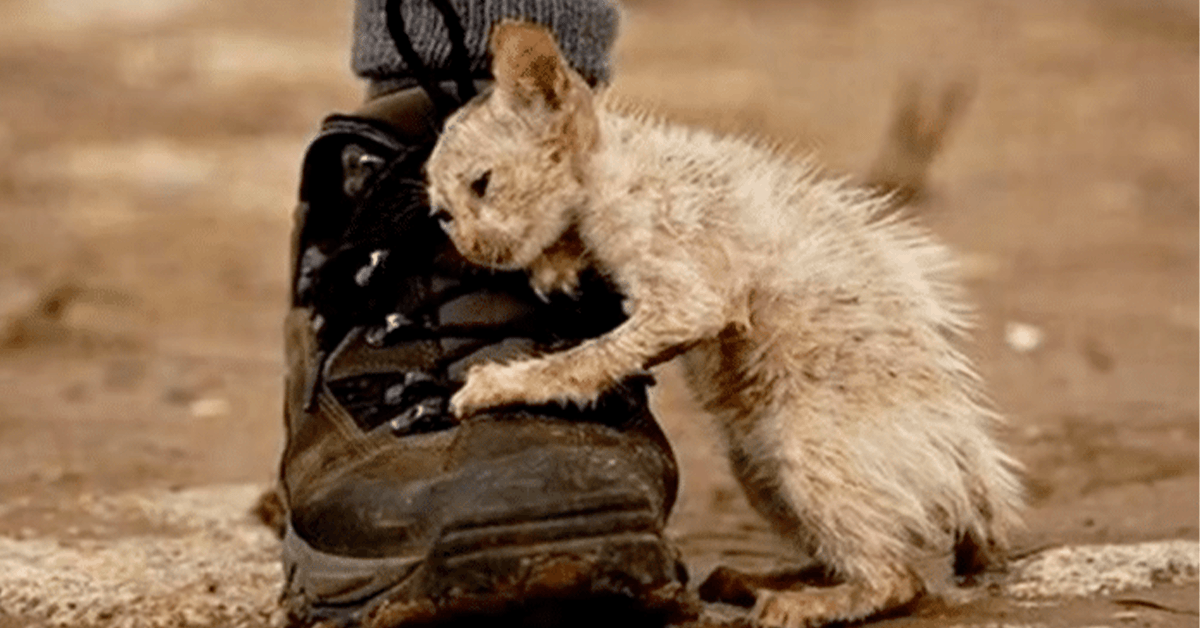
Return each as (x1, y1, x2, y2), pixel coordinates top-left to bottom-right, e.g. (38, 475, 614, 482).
(430, 206, 453, 226)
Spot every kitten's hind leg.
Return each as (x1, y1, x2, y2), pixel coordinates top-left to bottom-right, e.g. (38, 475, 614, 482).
(698, 563, 833, 608)
(752, 567, 924, 628)
(710, 405, 931, 627)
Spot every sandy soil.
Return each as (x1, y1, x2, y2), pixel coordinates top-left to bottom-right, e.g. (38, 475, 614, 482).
(0, 0, 1195, 626)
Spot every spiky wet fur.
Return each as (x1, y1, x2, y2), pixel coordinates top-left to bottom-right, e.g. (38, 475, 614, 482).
(425, 20, 1023, 628)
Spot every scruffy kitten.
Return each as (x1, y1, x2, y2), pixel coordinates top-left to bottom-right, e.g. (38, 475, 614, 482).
(425, 20, 1022, 628)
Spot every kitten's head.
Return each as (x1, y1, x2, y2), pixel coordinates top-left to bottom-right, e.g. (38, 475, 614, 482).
(426, 20, 600, 270)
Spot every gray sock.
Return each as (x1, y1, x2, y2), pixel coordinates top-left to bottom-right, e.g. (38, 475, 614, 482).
(353, 0, 620, 97)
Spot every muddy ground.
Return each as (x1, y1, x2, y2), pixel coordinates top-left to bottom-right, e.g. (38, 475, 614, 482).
(0, 0, 1195, 626)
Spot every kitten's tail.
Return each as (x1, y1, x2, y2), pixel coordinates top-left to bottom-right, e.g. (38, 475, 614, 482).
(865, 76, 975, 205)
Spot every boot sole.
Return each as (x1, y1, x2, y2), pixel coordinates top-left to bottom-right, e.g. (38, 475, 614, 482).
(283, 510, 694, 627)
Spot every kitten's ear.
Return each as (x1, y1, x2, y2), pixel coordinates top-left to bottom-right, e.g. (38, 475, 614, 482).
(489, 20, 600, 163)
(489, 20, 574, 113)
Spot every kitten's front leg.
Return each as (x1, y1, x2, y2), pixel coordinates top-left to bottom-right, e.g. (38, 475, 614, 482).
(450, 268, 724, 417)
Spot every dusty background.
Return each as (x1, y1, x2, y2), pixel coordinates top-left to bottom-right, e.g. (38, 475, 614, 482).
(0, 0, 1195, 626)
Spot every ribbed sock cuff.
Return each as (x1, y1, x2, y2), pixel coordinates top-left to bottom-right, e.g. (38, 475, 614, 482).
(353, 0, 619, 92)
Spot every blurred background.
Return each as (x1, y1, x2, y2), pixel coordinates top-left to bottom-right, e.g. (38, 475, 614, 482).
(0, 0, 1195, 573)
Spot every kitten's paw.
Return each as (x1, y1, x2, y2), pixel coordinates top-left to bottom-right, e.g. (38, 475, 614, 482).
(449, 361, 537, 418)
(528, 256, 582, 302)
(753, 590, 825, 628)
(750, 573, 921, 628)
(449, 357, 610, 418)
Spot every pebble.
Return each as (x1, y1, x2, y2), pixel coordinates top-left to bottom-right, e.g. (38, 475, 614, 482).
(1004, 321, 1044, 353)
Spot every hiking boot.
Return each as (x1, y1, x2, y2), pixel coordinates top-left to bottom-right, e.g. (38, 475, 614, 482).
(278, 86, 692, 628)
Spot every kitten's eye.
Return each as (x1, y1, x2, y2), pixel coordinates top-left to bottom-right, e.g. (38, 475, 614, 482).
(469, 170, 491, 198)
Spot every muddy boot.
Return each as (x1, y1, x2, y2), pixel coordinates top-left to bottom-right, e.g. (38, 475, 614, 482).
(277, 86, 691, 628)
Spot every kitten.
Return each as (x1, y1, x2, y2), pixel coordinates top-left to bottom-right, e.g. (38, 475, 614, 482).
(425, 20, 1022, 628)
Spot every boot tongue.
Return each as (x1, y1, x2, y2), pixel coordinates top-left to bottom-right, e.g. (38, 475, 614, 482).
(354, 81, 492, 142)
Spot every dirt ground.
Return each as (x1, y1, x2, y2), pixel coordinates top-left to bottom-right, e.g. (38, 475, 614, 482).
(0, 0, 1195, 626)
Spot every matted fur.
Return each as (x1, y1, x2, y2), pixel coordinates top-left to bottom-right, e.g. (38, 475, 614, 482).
(425, 20, 1023, 628)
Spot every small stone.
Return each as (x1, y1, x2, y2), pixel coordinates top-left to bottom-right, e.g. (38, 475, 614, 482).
(1004, 321, 1044, 353)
